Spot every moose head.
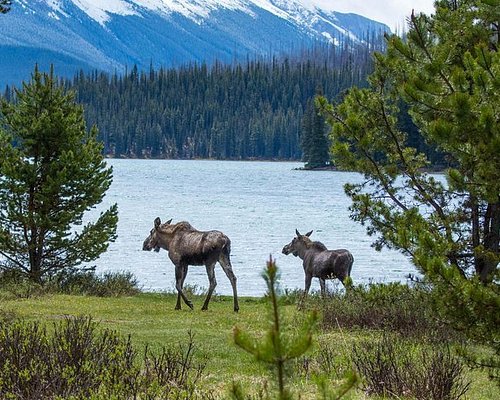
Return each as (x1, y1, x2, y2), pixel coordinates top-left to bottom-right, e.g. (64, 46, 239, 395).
(282, 229, 313, 257)
(142, 217, 172, 252)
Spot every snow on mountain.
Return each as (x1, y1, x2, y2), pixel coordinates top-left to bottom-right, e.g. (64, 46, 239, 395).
(68, 0, 138, 24)
(44, 1, 318, 25)
(0, 0, 390, 88)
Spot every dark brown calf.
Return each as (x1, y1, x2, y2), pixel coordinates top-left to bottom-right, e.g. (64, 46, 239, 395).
(282, 229, 353, 297)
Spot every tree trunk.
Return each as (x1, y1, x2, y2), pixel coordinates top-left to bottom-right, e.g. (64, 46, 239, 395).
(477, 201, 500, 283)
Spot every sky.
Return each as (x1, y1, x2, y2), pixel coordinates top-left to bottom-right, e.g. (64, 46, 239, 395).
(305, 0, 436, 30)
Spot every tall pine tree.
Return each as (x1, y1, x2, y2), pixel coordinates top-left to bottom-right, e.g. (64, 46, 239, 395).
(319, 0, 499, 382)
(0, 66, 118, 283)
(301, 96, 330, 169)
(0, 0, 11, 14)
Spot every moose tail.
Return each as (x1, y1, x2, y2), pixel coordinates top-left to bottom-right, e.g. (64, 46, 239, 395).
(222, 237, 231, 259)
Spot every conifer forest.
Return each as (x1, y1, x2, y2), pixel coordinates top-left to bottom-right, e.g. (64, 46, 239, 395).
(62, 40, 385, 161)
(3, 36, 437, 164)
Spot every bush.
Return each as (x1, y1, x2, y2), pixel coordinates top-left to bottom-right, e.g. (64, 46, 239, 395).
(58, 271, 140, 297)
(294, 338, 352, 383)
(278, 288, 303, 306)
(233, 257, 358, 400)
(179, 283, 213, 298)
(0, 269, 46, 299)
(0, 269, 141, 298)
(319, 282, 457, 341)
(0, 316, 208, 399)
(142, 331, 208, 399)
(351, 334, 470, 399)
(53, 270, 141, 297)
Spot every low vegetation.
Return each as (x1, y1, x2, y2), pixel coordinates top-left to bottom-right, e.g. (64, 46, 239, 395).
(0, 273, 498, 399)
(0, 269, 140, 299)
(0, 316, 208, 399)
(319, 282, 457, 340)
(351, 335, 470, 399)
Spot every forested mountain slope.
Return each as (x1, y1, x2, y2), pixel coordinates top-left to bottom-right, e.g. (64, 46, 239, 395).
(0, 0, 389, 88)
(63, 44, 377, 160)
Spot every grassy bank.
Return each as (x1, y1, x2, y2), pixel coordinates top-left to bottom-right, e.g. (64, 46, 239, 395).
(1, 291, 499, 399)
(0, 293, 285, 396)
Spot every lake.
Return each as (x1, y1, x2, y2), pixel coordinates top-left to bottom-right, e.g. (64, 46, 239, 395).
(92, 159, 416, 296)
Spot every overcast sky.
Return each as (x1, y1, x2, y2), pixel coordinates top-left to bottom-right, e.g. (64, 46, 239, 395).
(305, 0, 436, 30)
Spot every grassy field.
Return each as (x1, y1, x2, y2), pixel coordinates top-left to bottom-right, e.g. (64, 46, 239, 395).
(1, 291, 499, 399)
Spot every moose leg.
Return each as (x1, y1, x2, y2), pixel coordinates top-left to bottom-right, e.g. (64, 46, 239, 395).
(201, 263, 217, 311)
(219, 256, 239, 312)
(299, 274, 313, 309)
(319, 278, 326, 297)
(338, 273, 350, 289)
(304, 275, 312, 297)
(175, 264, 193, 310)
(175, 265, 188, 310)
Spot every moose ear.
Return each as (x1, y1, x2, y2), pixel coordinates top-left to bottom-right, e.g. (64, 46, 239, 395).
(166, 218, 172, 225)
(305, 230, 313, 237)
(154, 217, 161, 228)
(295, 229, 301, 237)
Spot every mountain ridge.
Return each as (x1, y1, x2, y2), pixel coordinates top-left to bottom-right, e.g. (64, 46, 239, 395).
(0, 0, 390, 88)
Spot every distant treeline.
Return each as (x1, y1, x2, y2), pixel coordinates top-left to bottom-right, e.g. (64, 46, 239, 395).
(62, 40, 383, 160)
(1, 36, 444, 164)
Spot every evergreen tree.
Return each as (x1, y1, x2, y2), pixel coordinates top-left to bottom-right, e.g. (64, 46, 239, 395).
(0, 66, 118, 283)
(0, 0, 11, 14)
(68, 43, 381, 161)
(301, 96, 330, 169)
(318, 0, 499, 383)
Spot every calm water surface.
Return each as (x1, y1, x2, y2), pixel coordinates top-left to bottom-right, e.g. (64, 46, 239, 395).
(93, 159, 416, 296)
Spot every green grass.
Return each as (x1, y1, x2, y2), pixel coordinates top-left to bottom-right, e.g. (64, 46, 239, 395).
(0, 293, 274, 393)
(1, 292, 498, 399)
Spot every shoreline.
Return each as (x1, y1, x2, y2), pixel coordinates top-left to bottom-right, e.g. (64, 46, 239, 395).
(104, 158, 448, 173)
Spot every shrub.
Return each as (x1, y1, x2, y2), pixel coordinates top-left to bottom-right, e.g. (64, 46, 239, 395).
(0, 316, 208, 399)
(278, 288, 303, 306)
(0, 269, 141, 298)
(180, 283, 210, 298)
(53, 270, 141, 297)
(351, 334, 470, 399)
(142, 331, 208, 399)
(319, 282, 457, 341)
(294, 338, 352, 383)
(0, 269, 46, 299)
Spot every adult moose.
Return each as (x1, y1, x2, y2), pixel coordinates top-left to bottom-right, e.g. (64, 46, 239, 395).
(143, 218, 239, 312)
(282, 230, 353, 297)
